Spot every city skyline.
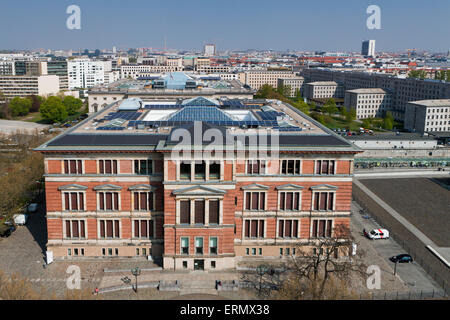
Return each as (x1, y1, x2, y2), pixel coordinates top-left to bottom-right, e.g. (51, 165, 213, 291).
(1, 0, 449, 52)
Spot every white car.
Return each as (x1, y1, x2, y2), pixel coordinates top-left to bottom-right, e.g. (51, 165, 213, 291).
(364, 228, 390, 240)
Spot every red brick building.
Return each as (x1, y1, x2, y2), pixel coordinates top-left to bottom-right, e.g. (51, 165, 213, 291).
(36, 97, 360, 270)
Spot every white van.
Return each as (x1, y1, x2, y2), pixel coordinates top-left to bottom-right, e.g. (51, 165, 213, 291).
(13, 214, 28, 226)
(364, 228, 389, 240)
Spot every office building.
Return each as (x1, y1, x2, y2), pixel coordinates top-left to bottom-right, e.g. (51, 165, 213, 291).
(304, 81, 343, 100)
(404, 99, 450, 134)
(344, 88, 391, 119)
(302, 68, 450, 120)
(239, 70, 296, 90)
(204, 44, 216, 56)
(0, 75, 60, 98)
(362, 40, 376, 57)
(68, 59, 109, 89)
(277, 77, 305, 97)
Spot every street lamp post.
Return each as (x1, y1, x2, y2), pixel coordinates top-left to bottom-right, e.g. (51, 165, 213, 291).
(131, 267, 141, 293)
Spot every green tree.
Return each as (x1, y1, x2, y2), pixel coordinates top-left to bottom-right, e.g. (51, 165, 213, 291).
(323, 98, 338, 116)
(8, 97, 31, 117)
(345, 108, 356, 123)
(62, 95, 83, 115)
(40, 96, 68, 123)
(362, 118, 371, 128)
(29, 95, 45, 113)
(408, 70, 427, 79)
(382, 111, 394, 130)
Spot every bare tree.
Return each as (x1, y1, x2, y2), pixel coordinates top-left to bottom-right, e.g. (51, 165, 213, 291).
(240, 264, 286, 299)
(278, 224, 367, 300)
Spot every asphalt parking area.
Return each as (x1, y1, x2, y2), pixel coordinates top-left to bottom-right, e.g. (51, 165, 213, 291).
(351, 202, 443, 294)
(360, 178, 450, 247)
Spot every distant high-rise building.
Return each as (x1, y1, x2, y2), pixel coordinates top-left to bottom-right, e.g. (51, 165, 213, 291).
(113, 46, 117, 54)
(361, 40, 376, 57)
(204, 44, 216, 56)
(67, 58, 108, 89)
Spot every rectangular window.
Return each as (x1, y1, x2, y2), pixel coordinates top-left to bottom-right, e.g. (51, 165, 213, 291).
(278, 219, 299, 238)
(133, 219, 154, 239)
(209, 200, 219, 225)
(245, 192, 266, 210)
(99, 219, 120, 238)
(194, 161, 206, 180)
(195, 237, 203, 255)
(98, 192, 119, 211)
(311, 219, 333, 238)
(313, 192, 334, 211)
(194, 200, 205, 224)
(180, 200, 190, 224)
(133, 192, 154, 211)
(65, 220, 85, 239)
(209, 237, 217, 255)
(280, 160, 301, 175)
(64, 160, 83, 174)
(315, 160, 335, 175)
(279, 191, 301, 211)
(180, 162, 191, 180)
(134, 159, 153, 175)
(63, 192, 84, 211)
(244, 219, 265, 238)
(181, 237, 189, 255)
(209, 162, 220, 180)
(99, 160, 118, 174)
(246, 160, 265, 174)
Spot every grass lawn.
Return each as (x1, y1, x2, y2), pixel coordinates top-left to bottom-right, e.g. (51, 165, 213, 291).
(13, 110, 86, 125)
(323, 116, 362, 132)
(319, 115, 387, 132)
(14, 112, 49, 124)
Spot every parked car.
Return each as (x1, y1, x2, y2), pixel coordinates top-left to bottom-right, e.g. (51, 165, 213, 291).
(363, 228, 390, 240)
(390, 254, 413, 263)
(13, 213, 28, 225)
(0, 222, 16, 238)
(27, 203, 38, 213)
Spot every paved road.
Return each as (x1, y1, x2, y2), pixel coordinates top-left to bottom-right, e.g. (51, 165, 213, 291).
(0, 119, 49, 134)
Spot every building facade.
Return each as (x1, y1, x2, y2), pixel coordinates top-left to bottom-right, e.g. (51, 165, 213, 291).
(404, 99, 450, 134)
(68, 59, 108, 89)
(277, 77, 305, 97)
(304, 81, 343, 100)
(344, 88, 391, 119)
(361, 40, 376, 57)
(0, 75, 60, 99)
(239, 70, 296, 90)
(36, 97, 360, 270)
(302, 68, 450, 120)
